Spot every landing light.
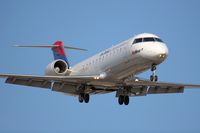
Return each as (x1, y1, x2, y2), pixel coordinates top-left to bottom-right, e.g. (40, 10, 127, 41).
(94, 73, 107, 80)
(135, 78, 139, 82)
(94, 77, 100, 80)
(159, 54, 166, 58)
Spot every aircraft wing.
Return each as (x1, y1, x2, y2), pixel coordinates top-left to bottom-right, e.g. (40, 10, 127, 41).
(1, 73, 200, 96)
(0, 74, 109, 95)
(124, 78, 200, 96)
(0, 73, 99, 82)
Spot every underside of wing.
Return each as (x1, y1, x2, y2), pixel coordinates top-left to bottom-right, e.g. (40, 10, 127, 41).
(0, 73, 116, 96)
(1, 73, 200, 97)
(125, 78, 200, 95)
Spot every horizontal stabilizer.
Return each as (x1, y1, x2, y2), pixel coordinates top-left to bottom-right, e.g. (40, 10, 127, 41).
(63, 46, 87, 51)
(14, 44, 87, 51)
(14, 45, 55, 48)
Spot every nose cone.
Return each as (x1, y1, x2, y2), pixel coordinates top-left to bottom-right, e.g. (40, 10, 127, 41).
(144, 43, 168, 64)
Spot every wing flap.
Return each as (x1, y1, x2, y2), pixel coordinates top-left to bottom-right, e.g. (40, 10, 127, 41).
(147, 86, 184, 94)
(0, 73, 99, 82)
(6, 77, 52, 89)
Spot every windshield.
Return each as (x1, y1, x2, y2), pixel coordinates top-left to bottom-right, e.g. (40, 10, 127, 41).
(132, 37, 163, 44)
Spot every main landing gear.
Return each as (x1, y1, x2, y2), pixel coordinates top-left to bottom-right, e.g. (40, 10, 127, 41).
(118, 95, 130, 105)
(117, 86, 131, 105)
(77, 84, 90, 103)
(150, 64, 158, 82)
(78, 93, 90, 103)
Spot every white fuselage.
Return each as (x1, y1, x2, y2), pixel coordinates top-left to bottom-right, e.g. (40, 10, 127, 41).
(70, 35, 168, 80)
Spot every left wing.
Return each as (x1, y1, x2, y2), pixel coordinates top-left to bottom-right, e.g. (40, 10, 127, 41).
(124, 78, 200, 96)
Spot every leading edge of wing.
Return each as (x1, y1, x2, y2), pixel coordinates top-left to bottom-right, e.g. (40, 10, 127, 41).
(125, 78, 200, 88)
(0, 73, 100, 82)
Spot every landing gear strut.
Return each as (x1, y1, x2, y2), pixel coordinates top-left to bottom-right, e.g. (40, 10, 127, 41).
(78, 93, 90, 103)
(150, 64, 158, 82)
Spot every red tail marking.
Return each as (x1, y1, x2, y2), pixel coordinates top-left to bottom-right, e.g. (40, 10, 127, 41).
(53, 41, 65, 56)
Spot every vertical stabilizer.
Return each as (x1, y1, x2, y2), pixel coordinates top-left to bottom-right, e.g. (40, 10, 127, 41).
(52, 41, 70, 68)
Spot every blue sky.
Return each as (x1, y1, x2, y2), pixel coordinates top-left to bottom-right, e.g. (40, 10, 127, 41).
(0, 0, 200, 132)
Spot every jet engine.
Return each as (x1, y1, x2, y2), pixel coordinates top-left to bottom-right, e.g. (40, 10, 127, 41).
(45, 59, 69, 76)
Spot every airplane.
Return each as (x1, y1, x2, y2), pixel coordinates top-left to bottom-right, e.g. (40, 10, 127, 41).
(0, 33, 200, 106)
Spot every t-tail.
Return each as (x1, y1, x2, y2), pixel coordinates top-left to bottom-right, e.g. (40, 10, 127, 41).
(14, 41, 87, 69)
(52, 41, 70, 68)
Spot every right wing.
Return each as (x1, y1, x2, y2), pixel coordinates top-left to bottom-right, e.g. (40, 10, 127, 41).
(124, 78, 200, 96)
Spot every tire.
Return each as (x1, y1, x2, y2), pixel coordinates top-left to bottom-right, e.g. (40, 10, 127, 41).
(78, 95, 84, 103)
(150, 75, 154, 81)
(155, 75, 158, 82)
(124, 96, 129, 105)
(118, 95, 124, 105)
(84, 93, 90, 103)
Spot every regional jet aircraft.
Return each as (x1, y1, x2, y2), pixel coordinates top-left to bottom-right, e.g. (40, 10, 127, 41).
(1, 33, 200, 105)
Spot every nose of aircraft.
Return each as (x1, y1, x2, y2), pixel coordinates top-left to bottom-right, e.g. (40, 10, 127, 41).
(144, 42, 169, 64)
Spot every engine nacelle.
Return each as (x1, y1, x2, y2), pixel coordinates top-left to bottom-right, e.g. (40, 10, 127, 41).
(45, 60, 69, 76)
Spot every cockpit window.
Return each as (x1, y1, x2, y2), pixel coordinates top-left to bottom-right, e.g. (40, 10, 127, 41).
(132, 38, 142, 44)
(154, 38, 163, 42)
(132, 37, 164, 44)
(143, 37, 155, 42)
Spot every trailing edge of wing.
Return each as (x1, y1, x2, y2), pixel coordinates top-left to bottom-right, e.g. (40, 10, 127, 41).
(0, 73, 99, 82)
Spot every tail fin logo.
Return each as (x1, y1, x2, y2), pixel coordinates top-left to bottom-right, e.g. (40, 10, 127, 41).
(52, 41, 65, 56)
(52, 41, 69, 68)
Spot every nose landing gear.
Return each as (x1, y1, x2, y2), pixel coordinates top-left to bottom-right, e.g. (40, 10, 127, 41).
(150, 64, 158, 82)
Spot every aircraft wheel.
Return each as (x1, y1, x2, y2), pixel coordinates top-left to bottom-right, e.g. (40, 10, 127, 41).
(150, 75, 154, 81)
(155, 75, 158, 82)
(78, 94, 84, 103)
(150, 75, 158, 82)
(124, 96, 129, 105)
(84, 93, 90, 103)
(118, 95, 124, 105)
